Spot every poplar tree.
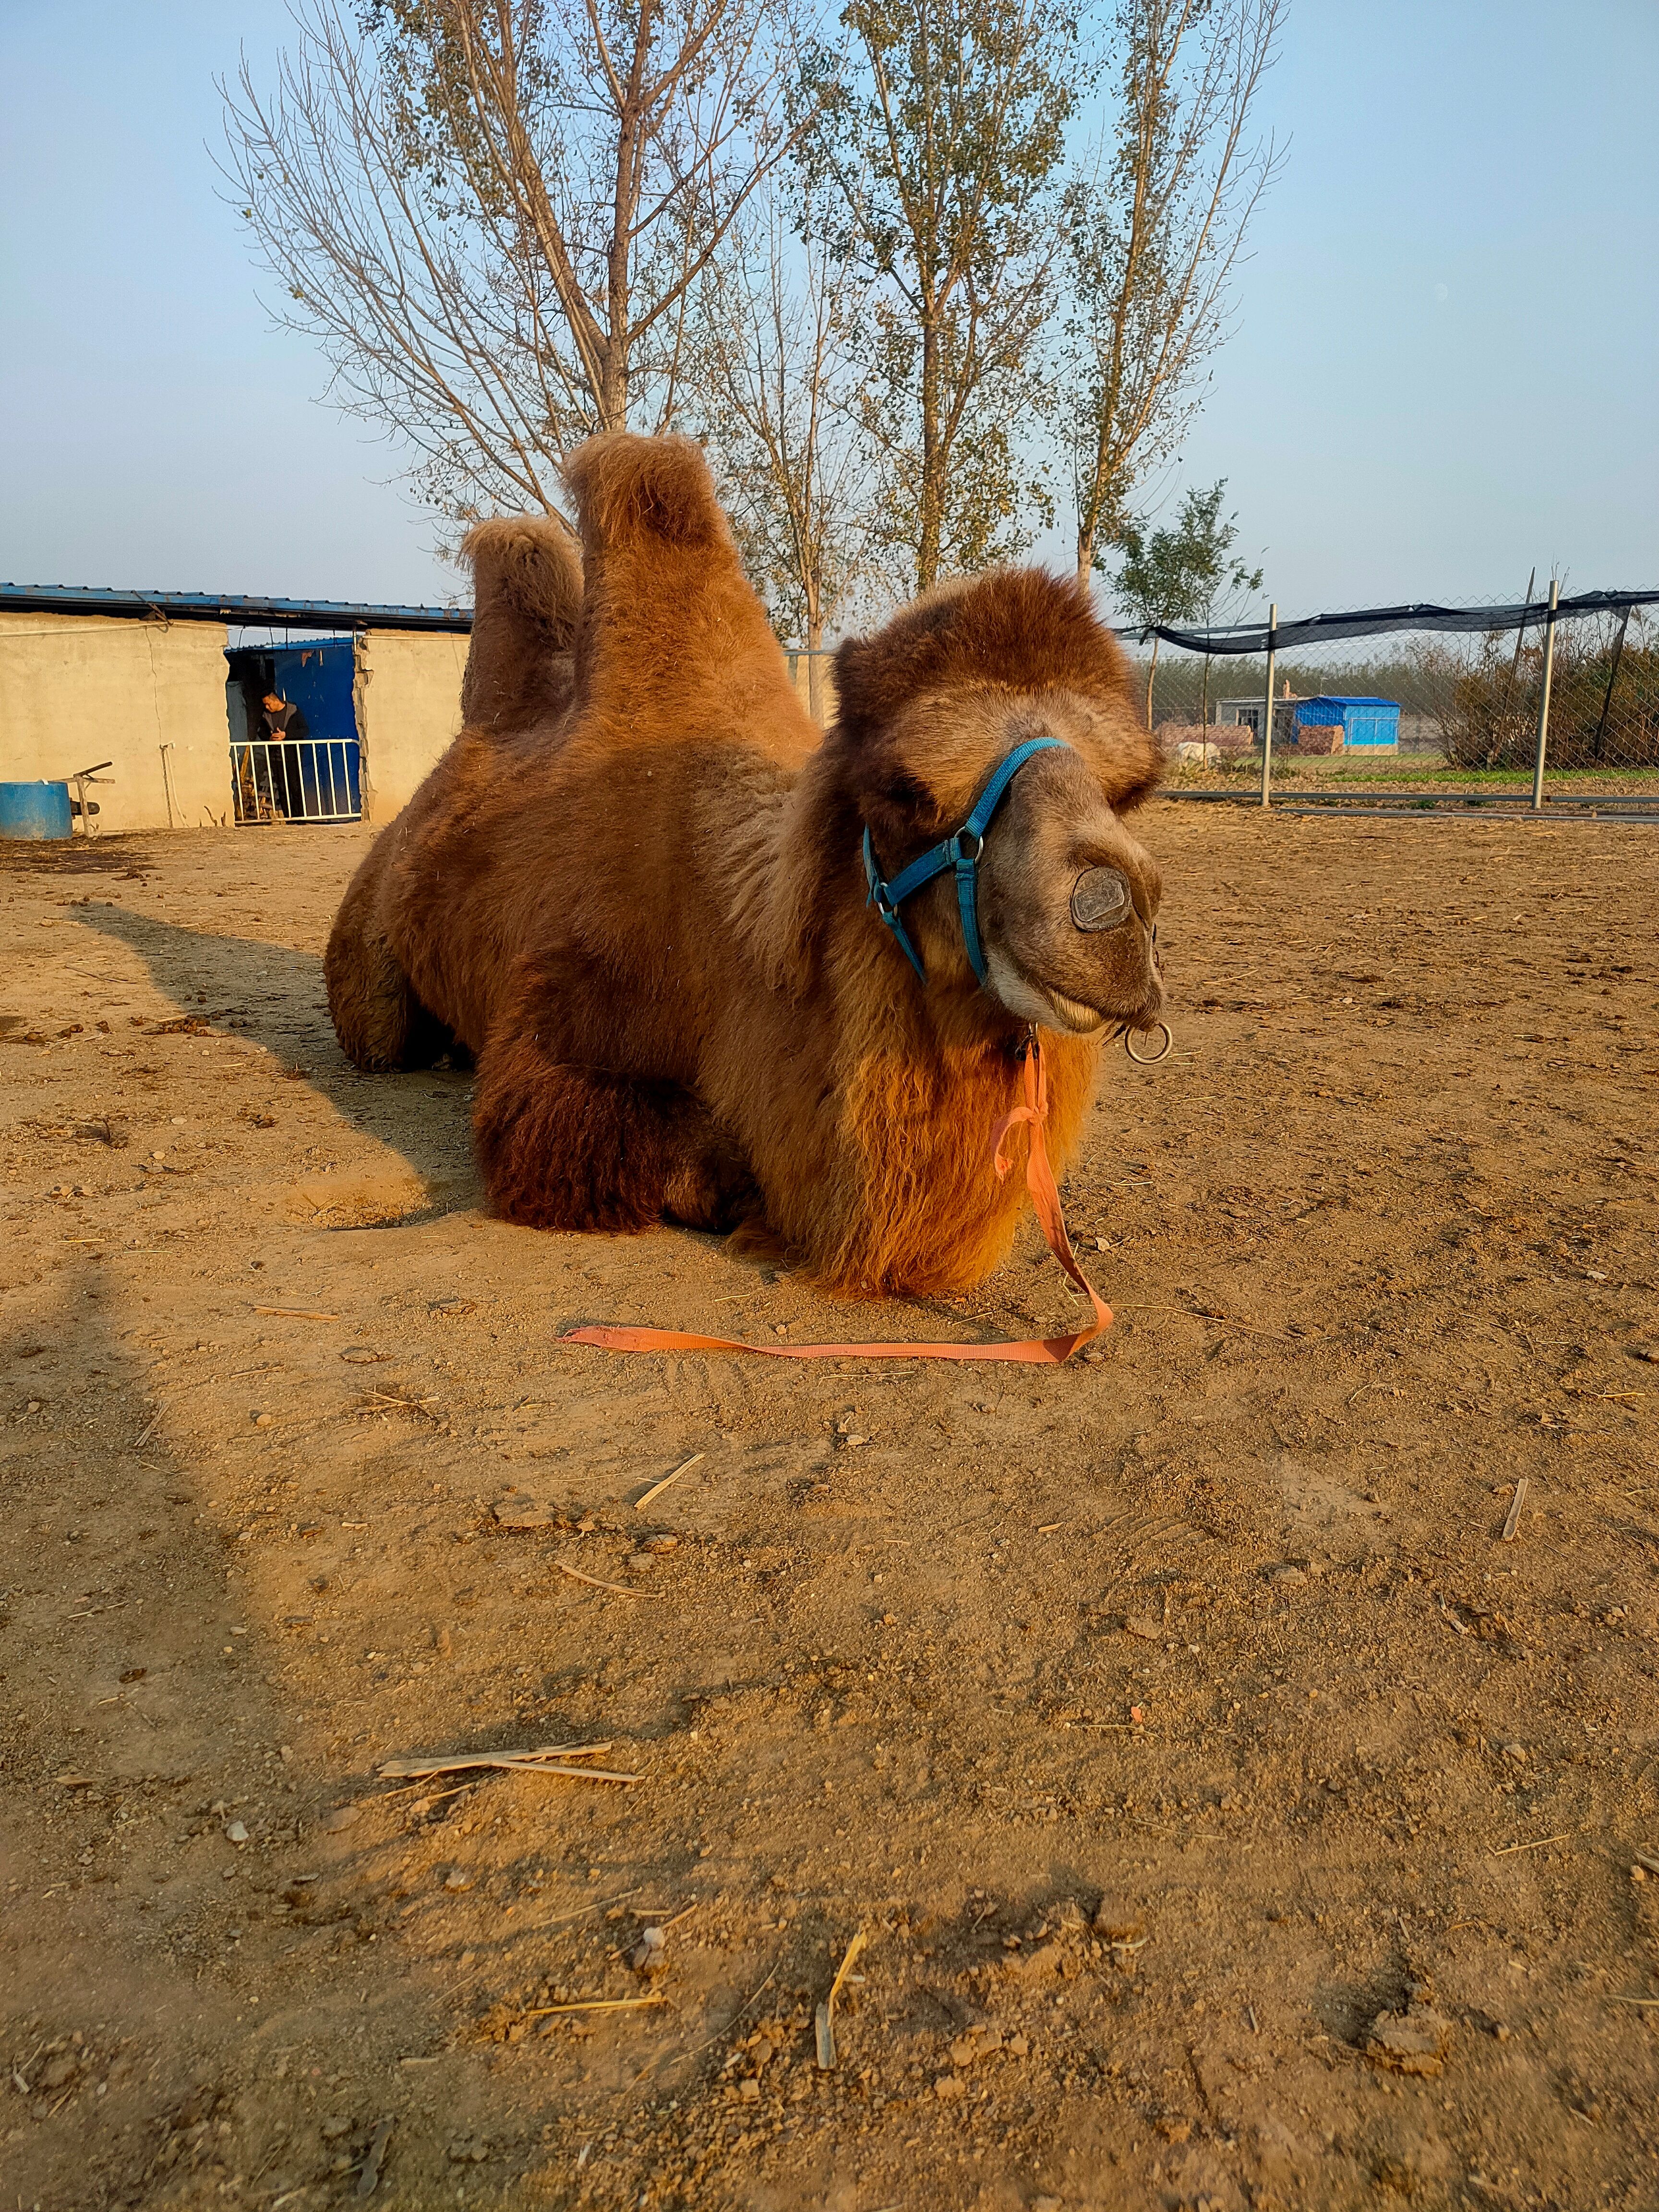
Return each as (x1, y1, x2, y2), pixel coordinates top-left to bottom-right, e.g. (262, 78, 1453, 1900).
(797, 0, 1079, 595)
(1064, 0, 1284, 583)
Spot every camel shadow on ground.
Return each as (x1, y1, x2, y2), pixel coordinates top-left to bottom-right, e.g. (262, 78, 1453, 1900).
(75, 903, 481, 1211)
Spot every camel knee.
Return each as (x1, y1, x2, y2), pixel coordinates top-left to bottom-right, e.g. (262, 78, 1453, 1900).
(662, 1124, 762, 1233)
(473, 1042, 753, 1235)
(325, 928, 451, 1072)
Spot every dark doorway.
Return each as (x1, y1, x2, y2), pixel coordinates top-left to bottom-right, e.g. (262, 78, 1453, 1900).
(224, 638, 362, 824)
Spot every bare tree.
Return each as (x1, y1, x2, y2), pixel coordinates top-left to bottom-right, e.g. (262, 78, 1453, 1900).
(694, 197, 880, 714)
(797, 0, 1078, 597)
(1063, 0, 1285, 584)
(222, 0, 807, 521)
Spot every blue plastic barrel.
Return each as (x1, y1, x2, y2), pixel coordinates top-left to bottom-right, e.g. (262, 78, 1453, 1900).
(0, 781, 74, 840)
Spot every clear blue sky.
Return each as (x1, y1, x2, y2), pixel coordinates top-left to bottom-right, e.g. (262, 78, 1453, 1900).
(1, 0, 1655, 618)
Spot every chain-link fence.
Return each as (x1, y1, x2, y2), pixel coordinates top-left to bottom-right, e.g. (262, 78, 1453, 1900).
(1117, 591, 1659, 794)
(789, 593, 1659, 795)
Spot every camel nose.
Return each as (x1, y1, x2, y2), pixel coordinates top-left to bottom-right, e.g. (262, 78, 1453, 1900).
(1070, 866, 1132, 932)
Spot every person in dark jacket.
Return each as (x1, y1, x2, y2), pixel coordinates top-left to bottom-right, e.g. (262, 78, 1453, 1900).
(262, 691, 310, 743)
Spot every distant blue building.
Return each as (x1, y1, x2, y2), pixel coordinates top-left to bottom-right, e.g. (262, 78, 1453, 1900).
(1293, 695, 1401, 749)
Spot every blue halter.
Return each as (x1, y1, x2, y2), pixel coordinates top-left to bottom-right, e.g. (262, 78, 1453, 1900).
(861, 736, 1069, 987)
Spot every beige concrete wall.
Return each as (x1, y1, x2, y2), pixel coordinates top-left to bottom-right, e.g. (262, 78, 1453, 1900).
(0, 610, 235, 833)
(354, 628, 469, 824)
(1, 609, 823, 841)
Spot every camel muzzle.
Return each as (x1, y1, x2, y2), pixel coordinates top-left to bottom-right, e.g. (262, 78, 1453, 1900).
(1070, 865, 1133, 931)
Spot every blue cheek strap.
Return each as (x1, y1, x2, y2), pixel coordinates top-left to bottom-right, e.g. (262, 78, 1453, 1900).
(862, 736, 1069, 987)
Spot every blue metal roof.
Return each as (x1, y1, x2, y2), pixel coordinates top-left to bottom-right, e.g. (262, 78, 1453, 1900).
(1298, 694, 1400, 710)
(0, 583, 471, 633)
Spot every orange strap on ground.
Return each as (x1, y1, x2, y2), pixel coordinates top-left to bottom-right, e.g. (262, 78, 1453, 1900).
(562, 1039, 1111, 1367)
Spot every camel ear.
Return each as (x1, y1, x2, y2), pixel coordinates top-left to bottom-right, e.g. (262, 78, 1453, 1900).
(830, 632, 875, 739)
(830, 609, 952, 752)
(565, 433, 727, 556)
(1104, 746, 1164, 816)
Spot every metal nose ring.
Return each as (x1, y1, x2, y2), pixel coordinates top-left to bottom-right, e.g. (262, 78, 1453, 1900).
(1124, 1021, 1174, 1064)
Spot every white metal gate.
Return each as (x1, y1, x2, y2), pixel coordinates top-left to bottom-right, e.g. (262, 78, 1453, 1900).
(230, 737, 362, 825)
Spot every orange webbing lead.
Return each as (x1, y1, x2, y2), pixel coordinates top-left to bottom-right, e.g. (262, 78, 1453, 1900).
(561, 1038, 1112, 1367)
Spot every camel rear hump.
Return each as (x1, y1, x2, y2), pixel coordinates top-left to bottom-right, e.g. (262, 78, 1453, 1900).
(458, 513, 583, 737)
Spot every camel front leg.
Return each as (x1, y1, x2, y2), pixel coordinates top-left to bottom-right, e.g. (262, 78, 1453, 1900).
(472, 1034, 758, 1235)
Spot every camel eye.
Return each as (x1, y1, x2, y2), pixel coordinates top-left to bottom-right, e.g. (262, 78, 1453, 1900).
(878, 771, 932, 812)
(1070, 866, 1131, 932)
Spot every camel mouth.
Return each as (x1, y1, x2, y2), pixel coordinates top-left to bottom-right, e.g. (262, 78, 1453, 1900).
(985, 946, 1136, 1035)
(1028, 974, 1166, 1037)
(1029, 975, 1115, 1035)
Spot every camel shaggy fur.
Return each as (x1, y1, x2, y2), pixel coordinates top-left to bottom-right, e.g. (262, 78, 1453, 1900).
(325, 434, 1165, 1295)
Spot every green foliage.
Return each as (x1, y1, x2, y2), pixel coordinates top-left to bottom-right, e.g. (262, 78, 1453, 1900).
(797, 0, 1080, 593)
(1063, 0, 1284, 577)
(1427, 617, 1659, 771)
(1112, 479, 1261, 633)
(1111, 478, 1261, 726)
(231, 0, 1283, 603)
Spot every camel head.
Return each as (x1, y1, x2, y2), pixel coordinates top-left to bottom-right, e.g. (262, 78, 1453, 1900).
(832, 568, 1165, 1038)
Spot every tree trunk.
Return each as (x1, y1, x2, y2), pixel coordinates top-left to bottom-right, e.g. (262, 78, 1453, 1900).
(806, 604, 824, 726)
(1075, 530, 1094, 588)
(601, 4, 657, 433)
(597, 337, 627, 430)
(916, 320, 943, 593)
(601, 210, 630, 427)
(1144, 636, 1161, 732)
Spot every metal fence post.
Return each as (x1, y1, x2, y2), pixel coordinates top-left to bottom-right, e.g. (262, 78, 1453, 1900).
(1258, 601, 1277, 809)
(1530, 579, 1559, 811)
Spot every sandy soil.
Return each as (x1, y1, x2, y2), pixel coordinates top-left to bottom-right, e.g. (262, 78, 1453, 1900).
(2, 808, 1657, 2212)
(1162, 757, 1659, 794)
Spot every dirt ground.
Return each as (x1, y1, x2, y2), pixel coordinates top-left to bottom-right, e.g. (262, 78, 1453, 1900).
(3, 807, 1657, 2212)
(1162, 756, 1659, 795)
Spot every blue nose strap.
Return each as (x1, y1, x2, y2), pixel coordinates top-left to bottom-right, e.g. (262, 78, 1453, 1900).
(862, 736, 1069, 987)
